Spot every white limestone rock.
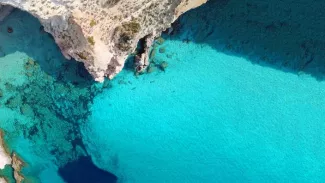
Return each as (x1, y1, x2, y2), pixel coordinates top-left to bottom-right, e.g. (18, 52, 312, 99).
(0, 131, 11, 170)
(0, 144, 10, 170)
(0, 131, 25, 183)
(0, 177, 7, 183)
(0, 0, 207, 82)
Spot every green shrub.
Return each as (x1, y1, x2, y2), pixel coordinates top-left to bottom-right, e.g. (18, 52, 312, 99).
(90, 19, 96, 27)
(87, 36, 95, 46)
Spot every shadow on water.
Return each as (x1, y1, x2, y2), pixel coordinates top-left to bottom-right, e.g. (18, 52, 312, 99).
(167, 0, 325, 80)
(58, 156, 118, 183)
(0, 8, 93, 86)
(0, 7, 117, 181)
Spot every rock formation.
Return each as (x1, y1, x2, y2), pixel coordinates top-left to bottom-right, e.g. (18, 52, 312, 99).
(0, 177, 7, 183)
(0, 131, 11, 170)
(0, 0, 207, 82)
(0, 131, 25, 183)
(11, 153, 24, 183)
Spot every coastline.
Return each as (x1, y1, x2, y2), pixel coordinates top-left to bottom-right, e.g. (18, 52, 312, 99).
(11, 153, 25, 183)
(0, 130, 11, 170)
(0, 130, 25, 183)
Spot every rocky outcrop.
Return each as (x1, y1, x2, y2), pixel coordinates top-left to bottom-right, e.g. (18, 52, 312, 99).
(0, 177, 7, 183)
(0, 131, 11, 170)
(11, 153, 24, 183)
(0, 0, 207, 82)
(0, 131, 25, 183)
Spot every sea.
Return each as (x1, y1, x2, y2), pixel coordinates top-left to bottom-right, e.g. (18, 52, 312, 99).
(1, 0, 325, 182)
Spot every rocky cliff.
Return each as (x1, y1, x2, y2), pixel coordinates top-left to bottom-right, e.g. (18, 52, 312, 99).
(0, 0, 206, 82)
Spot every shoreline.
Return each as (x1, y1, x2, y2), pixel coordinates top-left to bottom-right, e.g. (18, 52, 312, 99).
(0, 177, 7, 183)
(0, 130, 26, 183)
(0, 130, 11, 170)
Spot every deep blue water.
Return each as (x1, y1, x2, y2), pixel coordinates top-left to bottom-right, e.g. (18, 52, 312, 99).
(58, 156, 117, 183)
(1, 0, 325, 182)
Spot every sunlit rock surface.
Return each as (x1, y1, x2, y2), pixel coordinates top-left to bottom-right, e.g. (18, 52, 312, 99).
(0, 0, 206, 81)
(0, 132, 10, 170)
(0, 177, 7, 183)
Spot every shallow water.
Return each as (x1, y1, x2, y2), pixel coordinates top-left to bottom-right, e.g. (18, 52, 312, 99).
(1, 0, 325, 182)
(0, 9, 112, 183)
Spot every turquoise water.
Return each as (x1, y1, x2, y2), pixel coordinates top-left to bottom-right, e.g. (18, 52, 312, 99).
(1, 0, 325, 182)
(83, 0, 325, 182)
(83, 38, 325, 182)
(0, 9, 113, 182)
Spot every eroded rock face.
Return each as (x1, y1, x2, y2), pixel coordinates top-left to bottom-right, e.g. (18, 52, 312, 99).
(0, 0, 206, 82)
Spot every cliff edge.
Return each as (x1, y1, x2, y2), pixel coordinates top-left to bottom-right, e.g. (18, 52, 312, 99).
(0, 0, 206, 81)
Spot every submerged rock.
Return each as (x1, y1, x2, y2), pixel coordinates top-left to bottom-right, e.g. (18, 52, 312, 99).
(0, 0, 207, 82)
(155, 37, 165, 45)
(0, 6, 116, 182)
(159, 47, 166, 53)
(159, 61, 168, 71)
(5, 96, 21, 110)
(147, 63, 156, 73)
(20, 104, 34, 118)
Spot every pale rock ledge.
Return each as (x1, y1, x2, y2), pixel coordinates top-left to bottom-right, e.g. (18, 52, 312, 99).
(0, 0, 207, 82)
